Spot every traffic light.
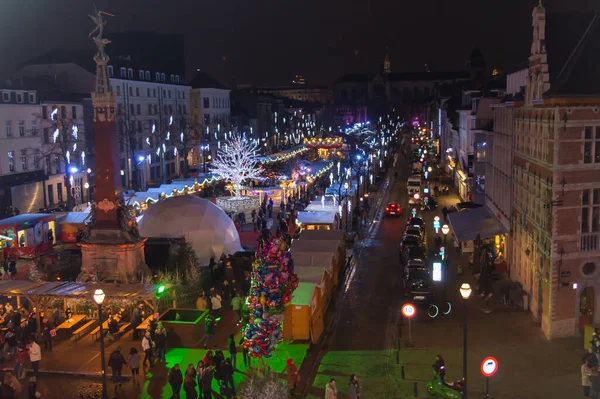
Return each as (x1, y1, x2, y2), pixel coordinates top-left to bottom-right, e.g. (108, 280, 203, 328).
(156, 284, 166, 298)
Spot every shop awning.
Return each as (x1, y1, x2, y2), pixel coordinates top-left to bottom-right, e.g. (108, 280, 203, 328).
(448, 206, 506, 242)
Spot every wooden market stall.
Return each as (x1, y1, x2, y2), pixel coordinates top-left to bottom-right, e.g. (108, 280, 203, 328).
(296, 229, 347, 279)
(283, 281, 324, 343)
(56, 211, 91, 243)
(291, 238, 346, 286)
(0, 214, 56, 258)
(295, 211, 339, 231)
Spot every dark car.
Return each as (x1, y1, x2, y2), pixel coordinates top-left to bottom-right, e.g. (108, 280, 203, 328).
(406, 217, 425, 229)
(385, 202, 401, 216)
(403, 266, 435, 302)
(404, 226, 424, 242)
(400, 236, 421, 261)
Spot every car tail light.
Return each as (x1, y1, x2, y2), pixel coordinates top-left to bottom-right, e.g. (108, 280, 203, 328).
(386, 208, 389, 211)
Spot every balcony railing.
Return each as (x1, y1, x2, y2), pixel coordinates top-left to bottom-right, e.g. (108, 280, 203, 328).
(581, 233, 600, 252)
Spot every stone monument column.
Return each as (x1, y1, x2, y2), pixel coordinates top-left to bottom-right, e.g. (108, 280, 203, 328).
(78, 10, 150, 283)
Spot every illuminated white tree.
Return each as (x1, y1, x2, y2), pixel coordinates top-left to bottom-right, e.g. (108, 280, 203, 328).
(211, 133, 263, 197)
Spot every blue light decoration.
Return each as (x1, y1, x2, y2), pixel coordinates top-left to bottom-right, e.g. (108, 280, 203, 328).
(412, 208, 417, 217)
(424, 171, 429, 180)
(424, 187, 429, 194)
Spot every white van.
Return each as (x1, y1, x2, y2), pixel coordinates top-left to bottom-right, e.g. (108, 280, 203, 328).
(407, 175, 422, 196)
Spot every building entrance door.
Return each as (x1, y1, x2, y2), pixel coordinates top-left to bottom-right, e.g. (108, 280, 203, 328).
(580, 287, 595, 333)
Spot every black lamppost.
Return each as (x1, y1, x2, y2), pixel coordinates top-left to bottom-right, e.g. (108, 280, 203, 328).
(460, 283, 472, 398)
(93, 289, 108, 399)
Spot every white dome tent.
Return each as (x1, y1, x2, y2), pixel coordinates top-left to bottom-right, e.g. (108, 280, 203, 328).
(137, 195, 243, 265)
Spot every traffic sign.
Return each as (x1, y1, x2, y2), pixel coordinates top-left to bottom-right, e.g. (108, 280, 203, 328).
(480, 356, 498, 377)
(401, 303, 416, 318)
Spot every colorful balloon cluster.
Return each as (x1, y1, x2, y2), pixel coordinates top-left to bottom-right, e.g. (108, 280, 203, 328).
(242, 237, 298, 358)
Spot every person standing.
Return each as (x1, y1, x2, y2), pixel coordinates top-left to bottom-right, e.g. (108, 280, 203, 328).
(227, 334, 238, 369)
(221, 358, 235, 395)
(210, 294, 222, 320)
(108, 348, 126, 387)
(169, 364, 183, 399)
(349, 374, 361, 399)
(154, 328, 167, 363)
(127, 347, 141, 385)
(441, 206, 448, 223)
(286, 358, 298, 393)
(200, 362, 214, 399)
(142, 332, 154, 368)
(231, 293, 243, 326)
(584, 360, 596, 398)
(131, 304, 143, 340)
(591, 366, 600, 399)
(14, 345, 27, 380)
(204, 317, 216, 349)
(325, 378, 337, 399)
(184, 371, 198, 399)
(41, 318, 53, 351)
(28, 339, 41, 378)
(433, 354, 446, 384)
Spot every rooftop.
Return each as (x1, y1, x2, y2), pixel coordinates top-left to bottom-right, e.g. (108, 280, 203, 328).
(189, 71, 227, 90)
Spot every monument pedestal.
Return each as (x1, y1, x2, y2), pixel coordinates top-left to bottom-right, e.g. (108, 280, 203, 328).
(78, 229, 150, 283)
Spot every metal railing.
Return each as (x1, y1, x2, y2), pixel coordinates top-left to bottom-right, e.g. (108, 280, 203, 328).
(581, 233, 600, 252)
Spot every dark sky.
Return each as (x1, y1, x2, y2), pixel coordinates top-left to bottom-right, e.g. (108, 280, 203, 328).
(0, 0, 595, 88)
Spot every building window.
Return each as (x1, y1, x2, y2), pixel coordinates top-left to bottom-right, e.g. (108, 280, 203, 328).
(161, 73, 165, 82)
(168, 90, 171, 99)
(203, 97, 210, 108)
(28, 93, 35, 103)
(55, 156, 61, 174)
(137, 104, 141, 115)
(147, 88, 151, 97)
(45, 155, 51, 174)
(476, 142, 486, 161)
(16, 93, 23, 103)
(8, 151, 14, 172)
(182, 91, 185, 99)
(583, 127, 600, 163)
(107, 65, 113, 77)
(127, 68, 133, 79)
(129, 86, 133, 97)
(175, 76, 180, 84)
(153, 89, 156, 97)
(31, 120, 36, 136)
(120, 67, 126, 78)
(169, 105, 173, 114)
(116, 86, 121, 96)
(117, 104, 123, 115)
(18, 121, 25, 136)
(61, 106, 67, 118)
(136, 87, 140, 97)
(170, 74, 174, 83)
(582, 189, 600, 232)
(33, 151, 40, 169)
(145, 71, 150, 80)
(148, 104, 153, 115)
(583, 262, 597, 276)
(57, 182, 63, 202)
(20, 150, 27, 171)
(182, 105, 187, 115)
(72, 106, 77, 118)
(2, 92, 9, 102)
(154, 104, 158, 114)
(5, 121, 12, 137)
(155, 72, 160, 81)
(204, 114, 210, 125)
(139, 70, 144, 80)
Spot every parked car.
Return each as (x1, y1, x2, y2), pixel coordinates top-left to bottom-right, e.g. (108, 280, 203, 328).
(404, 226, 425, 242)
(403, 266, 435, 303)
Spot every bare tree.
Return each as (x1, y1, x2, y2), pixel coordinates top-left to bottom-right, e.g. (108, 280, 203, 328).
(117, 110, 142, 190)
(211, 133, 263, 197)
(37, 106, 86, 211)
(176, 115, 201, 178)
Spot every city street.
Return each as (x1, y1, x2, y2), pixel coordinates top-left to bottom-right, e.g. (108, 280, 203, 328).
(301, 146, 582, 398)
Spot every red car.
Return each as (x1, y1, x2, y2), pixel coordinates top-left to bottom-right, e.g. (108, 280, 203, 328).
(385, 202, 401, 216)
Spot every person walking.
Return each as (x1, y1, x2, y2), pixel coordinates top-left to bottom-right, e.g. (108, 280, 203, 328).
(204, 317, 216, 349)
(210, 294, 222, 320)
(184, 371, 198, 399)
(227, 334, 237, 370)
(231, 293, 243, 326)
(169, 364, 183, 399)
(349, 374, 361, 399)
(202, 350, 214, 367)
(142, 332, 154, 368)
(28, 339, 41, 378)
(441, 206, 448, 223)
(238, 335, 249, 368)
(286, 358, 298, 393)
(433, 354, 446, 384)
(213, 350, 225, 384)
(325, 378, 337, 399)
(154, 328, 167, 363)
(127, 347, 141, 385)
(108, 348, 126, 387)
(583, 359, 595, 399)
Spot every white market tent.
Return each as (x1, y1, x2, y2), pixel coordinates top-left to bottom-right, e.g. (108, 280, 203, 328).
(296, 211, 338, 229)
(137, 195, 243, 264)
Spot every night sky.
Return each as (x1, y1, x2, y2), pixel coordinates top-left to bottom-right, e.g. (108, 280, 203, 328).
(0, 0, 595, 87)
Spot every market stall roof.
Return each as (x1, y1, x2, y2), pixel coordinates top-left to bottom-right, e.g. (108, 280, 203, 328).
(292, 239, 341, 254)
(292, 253, 335, 273)
(56, 212, 91, 225)
(305, 202, 340, 213)
(325, 181, 358, 196)
(294, 266, 329, 285)
(20, 281, 161, 299)
(0, 214, 53, 229)
(296, 211, 337, 226)
(448, 206, 507, 243)
(298, 229, 345, 242)
(0, 280, 43, 295)
(291, 282, 314, 306)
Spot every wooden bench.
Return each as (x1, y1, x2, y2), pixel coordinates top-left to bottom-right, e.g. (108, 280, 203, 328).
(91, 322, 131, 341)
(71, 320, 96, 341)
(90, 326, 101, 341)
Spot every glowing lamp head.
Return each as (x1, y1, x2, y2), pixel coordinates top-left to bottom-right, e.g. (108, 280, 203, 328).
(344, 182, 349, 190)
(413, 193, 420, 200)
(93, 289, 105, 305)
(427, 166, 433, 172)
(460, 283, 472, 300)
(138, 156, 145, 162)
(84, 182, 90, 189)
(434, 216, 440, 222)
(87, 168, 92, 174)
(70, 167, 78, 173)
(441, 224, 450, 235)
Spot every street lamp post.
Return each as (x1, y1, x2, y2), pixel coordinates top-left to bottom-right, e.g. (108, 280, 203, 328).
(441, 224, 450, 246)
(460, 283, 472, 399)
(344, 181, 350, 233)
(93, 289, 108, 399)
